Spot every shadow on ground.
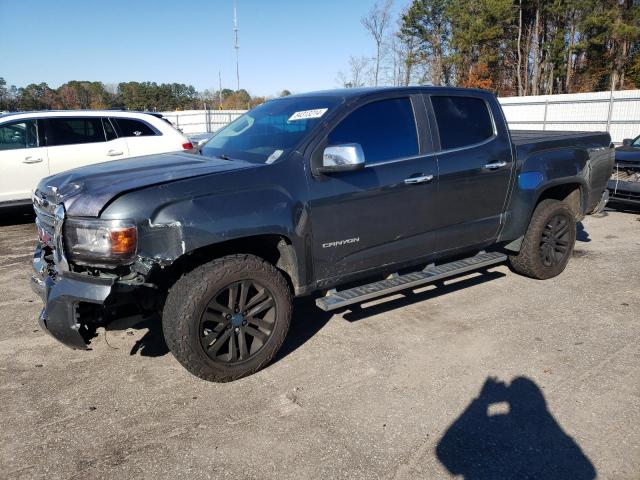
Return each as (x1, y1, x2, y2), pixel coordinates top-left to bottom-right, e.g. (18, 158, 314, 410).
(436, 376, 596, 480)
(0, 205, 35, 226)
(576, 221, 591, 242)
(103, 269, 507, 366)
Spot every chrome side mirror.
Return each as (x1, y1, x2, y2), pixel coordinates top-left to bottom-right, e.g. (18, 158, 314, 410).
(622, 138, 633, 147)
(319, 143, 365, 173)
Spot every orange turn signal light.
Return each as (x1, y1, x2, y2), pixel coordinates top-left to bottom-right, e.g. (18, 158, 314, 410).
(110, 227, 137, 255)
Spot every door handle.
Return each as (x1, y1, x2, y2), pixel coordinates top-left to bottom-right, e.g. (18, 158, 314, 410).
(484, 161, 507, 170)
(22, 156, 43, 164)
(107, 150, 123, 156)
(404, 174, 434, 185)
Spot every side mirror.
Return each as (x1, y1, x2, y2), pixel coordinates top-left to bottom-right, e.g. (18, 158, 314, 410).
(319, 143, 365, 173)
(622, 138, 633, 147)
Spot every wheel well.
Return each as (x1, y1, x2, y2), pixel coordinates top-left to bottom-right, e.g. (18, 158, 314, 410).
(161, 235, 299, 293)
(536, 183, 584, 219)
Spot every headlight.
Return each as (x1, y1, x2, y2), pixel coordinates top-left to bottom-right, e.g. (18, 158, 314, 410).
(64, 218, 137, 265)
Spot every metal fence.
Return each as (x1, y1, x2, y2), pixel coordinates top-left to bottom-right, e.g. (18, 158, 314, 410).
(162, 89, 640, 143)
(498, 89, 640, 144)
(159, 109, 246, 135)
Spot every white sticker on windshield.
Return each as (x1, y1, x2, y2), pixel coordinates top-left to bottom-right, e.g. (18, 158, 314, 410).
(288, 108, 328, 122)
(266, 149, 283, 164)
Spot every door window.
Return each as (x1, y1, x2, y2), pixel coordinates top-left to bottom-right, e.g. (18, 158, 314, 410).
(0, 121, 38, 150)
(102, 118, 118, 141)
(431, 96, 494, 150)
(46, 118, 106, 146)
(328, 98, 418, 164)
(112, 118, 156, 137)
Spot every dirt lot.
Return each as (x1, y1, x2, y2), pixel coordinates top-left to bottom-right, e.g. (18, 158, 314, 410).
(0, 207, 638, 479)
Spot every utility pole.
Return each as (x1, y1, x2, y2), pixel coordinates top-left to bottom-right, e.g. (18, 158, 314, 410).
(218, 70, 223, 109)
(233, 0, 240, 91)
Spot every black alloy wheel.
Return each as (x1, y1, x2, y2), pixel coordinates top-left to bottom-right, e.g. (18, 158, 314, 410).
(539, 214, 571, 267)
(200, 280, 277, 364)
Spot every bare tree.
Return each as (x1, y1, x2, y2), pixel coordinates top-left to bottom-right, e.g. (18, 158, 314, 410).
(361, 0, 394, 86)
(337, 56, 372, 88)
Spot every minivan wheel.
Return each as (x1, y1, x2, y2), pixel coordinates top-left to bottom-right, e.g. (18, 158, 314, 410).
(509, 199, 577, 280)
(163, 254, 292, 382)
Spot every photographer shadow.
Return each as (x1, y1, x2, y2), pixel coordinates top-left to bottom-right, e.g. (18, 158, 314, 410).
(436, 376, 596, 480)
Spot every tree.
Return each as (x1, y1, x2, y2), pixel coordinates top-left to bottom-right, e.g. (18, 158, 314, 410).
(362, 0, 394, 86)
(279, 90, 292, 97)
(337, 56, 371, 88)
(400, 0, 452, 86)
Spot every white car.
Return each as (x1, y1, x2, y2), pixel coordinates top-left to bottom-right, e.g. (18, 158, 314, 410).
(0, 110, 195, 206)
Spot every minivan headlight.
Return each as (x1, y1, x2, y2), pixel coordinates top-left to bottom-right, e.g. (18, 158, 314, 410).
(64, 218, 137, 265)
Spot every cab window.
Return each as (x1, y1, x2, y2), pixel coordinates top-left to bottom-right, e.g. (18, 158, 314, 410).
(327, 98, 418, 164)
(0, 121, 38, 150)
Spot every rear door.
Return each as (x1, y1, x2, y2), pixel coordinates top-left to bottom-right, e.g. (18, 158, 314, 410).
(0, 119, 49, 203)
(308, 94, 440, 281)
(426, 94, 513, 251)
(44, 117, 129, 174)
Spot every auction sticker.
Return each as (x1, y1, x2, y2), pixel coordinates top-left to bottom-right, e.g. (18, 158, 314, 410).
(288, 108, 328, 122)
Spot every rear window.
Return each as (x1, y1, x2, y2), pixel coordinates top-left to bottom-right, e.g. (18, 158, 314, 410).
(328, 98, 418, 163)
(431, 96, 494, 150)
(47, 118, 105, 146)
(112, 118, 157, 137)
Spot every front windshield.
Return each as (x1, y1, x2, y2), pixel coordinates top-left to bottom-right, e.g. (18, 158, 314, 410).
(201, 96, 341, 163)
(632, 135, 640, 147)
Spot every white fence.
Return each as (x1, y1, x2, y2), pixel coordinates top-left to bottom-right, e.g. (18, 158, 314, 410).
(498, 89, 640, 144)
(163, 90, 640, 143)
(160, 109, 246, 135)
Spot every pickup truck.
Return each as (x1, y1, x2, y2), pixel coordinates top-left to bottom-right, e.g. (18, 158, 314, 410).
(30, 87, 614, 382)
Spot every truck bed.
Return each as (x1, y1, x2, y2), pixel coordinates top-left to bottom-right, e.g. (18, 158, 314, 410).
(509, 129, 611, 147)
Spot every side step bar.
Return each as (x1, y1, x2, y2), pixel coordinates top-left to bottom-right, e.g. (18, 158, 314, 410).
(315, 251, 507, 312)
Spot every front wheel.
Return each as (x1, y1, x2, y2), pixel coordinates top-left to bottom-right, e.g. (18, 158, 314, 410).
(162, 254, 292, 382)
(509, 199, 577, 280)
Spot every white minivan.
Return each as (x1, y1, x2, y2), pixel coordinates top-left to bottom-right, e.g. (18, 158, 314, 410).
(0, 110, 195, 206)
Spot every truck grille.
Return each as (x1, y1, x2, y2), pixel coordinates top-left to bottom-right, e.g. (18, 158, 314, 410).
(32, 190, 58, 249)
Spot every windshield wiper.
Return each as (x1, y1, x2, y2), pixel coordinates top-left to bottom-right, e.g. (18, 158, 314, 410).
(217, 154, 231, 160)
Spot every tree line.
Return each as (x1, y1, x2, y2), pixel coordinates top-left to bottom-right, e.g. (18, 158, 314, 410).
(340, 0, 640, 96)
(0, 78, 287, 112)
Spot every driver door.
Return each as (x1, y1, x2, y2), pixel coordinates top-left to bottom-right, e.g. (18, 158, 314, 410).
(308, 95, 440, 281)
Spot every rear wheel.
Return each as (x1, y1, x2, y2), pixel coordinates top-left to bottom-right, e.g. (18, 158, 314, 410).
(509, 199, 576, 280)
(162, 254, 292, 382)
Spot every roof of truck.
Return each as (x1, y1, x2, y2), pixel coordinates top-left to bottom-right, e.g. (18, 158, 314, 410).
(285, 86, 493, 100)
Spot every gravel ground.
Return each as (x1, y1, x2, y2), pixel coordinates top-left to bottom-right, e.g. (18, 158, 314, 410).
(0, 206, 638, 479)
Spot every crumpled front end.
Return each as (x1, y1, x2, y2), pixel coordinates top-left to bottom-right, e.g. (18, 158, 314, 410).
(608, 162, 640, 206)
(31, 192, 116, 349)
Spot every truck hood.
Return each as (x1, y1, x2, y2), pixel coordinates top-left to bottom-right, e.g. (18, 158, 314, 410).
(35, 152, 256, 217)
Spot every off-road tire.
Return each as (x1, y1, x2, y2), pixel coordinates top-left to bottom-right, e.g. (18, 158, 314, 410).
(509, 199, 576, 280)
(162, 254, 292, 382)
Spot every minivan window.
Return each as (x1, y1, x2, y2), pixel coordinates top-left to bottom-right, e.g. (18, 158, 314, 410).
(328, 98, 418, 164)
(47, 118, 106, 146)
(431, 96, 494, 150)
(0, 121, 38, 150)
(112, 118, 156, 137)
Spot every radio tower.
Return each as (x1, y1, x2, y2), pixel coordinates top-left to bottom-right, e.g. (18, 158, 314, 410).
(233, 0, 240, 91)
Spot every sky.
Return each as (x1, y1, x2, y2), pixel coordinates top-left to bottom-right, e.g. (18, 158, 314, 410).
(0, 0, 406, 97)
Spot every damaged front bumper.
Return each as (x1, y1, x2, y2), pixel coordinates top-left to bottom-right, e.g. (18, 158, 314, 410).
(607, 167, 640, 206)
(31, 243, 115, 349)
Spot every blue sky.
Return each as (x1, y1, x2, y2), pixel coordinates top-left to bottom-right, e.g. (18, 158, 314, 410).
(0, 0, 406, 96)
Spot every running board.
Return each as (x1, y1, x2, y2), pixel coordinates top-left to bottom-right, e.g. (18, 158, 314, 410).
(315, 251, 507, 312)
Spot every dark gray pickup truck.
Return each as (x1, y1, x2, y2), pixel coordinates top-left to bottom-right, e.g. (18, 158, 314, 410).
(30, 87, 613, 382)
